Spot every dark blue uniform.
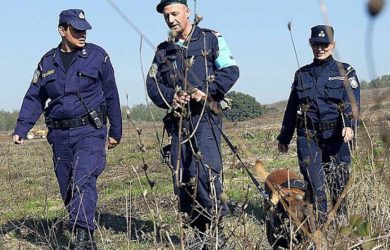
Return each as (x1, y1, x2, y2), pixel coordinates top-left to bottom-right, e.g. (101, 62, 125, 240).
(146, 25, 239, 229)
(14, 43, 122, 231)
(277, 56, 360, 219)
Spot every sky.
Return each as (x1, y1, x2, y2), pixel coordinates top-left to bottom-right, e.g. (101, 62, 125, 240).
(0, 0, 389, 111)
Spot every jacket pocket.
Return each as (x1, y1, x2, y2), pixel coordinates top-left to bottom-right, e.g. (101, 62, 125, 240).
(325, 80, 344, 101)
(78, 69, 99, 91)
(42, 73, 59, 97)
(295, 79, 314, 102)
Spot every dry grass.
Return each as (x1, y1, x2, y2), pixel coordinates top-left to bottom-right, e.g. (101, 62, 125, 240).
(1, 95, 390, 249)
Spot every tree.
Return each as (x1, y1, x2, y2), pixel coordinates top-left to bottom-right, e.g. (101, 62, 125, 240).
(122, 103, 165, 122)
(0, 110, 19, 132)
(224, 91, 265, 121)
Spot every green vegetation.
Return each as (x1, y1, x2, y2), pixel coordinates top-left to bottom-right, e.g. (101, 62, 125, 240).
(0, 110, 19, 132)
(122, 103, 165, 122)
(360, 74, 390, 90)
(224, 91, 266, 121)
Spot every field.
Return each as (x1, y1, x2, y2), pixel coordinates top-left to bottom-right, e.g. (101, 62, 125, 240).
(1, 89, 390, 249)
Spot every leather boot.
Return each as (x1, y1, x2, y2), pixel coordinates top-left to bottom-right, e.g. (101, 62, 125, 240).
(73, 227, 97, 250)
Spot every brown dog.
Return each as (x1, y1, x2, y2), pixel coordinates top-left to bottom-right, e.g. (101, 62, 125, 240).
(254, 161, 314, 249)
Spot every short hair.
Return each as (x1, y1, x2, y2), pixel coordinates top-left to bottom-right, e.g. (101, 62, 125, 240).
(58, 22, 69, 30)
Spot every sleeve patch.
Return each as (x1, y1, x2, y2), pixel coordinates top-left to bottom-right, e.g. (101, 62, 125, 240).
(32, 69, 40, 84)
(149, 63, 157, 78)
(349, 77, 359, 89)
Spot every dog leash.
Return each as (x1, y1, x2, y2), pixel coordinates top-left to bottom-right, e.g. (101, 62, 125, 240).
(205, 108, 272, 205)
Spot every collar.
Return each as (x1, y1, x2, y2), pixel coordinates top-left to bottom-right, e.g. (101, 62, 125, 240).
(313, 55, 334, 66)
(181, 25, 201, 45)
(189, 25, 202, 41)
(55, 43, 89, 59)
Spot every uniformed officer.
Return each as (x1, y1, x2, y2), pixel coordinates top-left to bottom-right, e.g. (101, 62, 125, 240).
(13, 9, 122, 249)
(147, 0, 239, 234)
(277, 25, 360, 223)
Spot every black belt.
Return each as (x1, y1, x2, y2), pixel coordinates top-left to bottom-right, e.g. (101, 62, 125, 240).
(297, 119, 340, 132)
(45, 106, 107, 130)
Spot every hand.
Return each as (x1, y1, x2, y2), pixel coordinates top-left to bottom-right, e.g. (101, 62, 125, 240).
(107, 137, 119, 149)
(190, 89, 206, 102)
(278, 143, 288, 153)
(13, 134, 24, 145)
(173, 92, 190, 106)
(342, 127, 354, 142)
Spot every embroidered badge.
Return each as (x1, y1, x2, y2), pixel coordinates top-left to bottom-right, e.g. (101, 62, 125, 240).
(32, 69, 40, 84)
(149, 63, 157, 78)
(79, 12, 85, 19)
(42, 69, 55, 78)
(318, 30, 325, 37)
(349, 77, 359, 89)
(328, 76, 344, 81)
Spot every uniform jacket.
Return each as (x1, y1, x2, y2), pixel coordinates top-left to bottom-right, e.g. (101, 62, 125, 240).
(146, 25, 239, 109)
(14, 43, 122, 141)
(278, 57, 360, 145)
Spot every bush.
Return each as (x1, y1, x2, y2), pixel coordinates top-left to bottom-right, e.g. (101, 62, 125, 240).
(224, 91, 265, 121)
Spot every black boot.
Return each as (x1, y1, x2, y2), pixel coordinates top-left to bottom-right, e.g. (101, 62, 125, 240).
(73, 227, 97, 250)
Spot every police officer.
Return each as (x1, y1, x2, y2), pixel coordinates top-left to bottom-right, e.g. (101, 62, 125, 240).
(147, 0, 239, 234)
(13, 9, 122, 249)
(277, 25, 360, 222)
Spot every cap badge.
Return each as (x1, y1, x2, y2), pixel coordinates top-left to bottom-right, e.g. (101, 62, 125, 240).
(318, 30, 325, 37)
(79, 12, 85, 19)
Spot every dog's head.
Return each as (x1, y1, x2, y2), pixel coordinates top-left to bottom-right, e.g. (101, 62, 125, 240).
(254, 161, 306, 207)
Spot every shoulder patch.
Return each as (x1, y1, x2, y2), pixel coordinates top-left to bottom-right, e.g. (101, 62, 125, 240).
(104, 55, 109, 63)
(32, 69, 40, 84)
(349, 77, 359, 89)
(149, 63, 157, 78)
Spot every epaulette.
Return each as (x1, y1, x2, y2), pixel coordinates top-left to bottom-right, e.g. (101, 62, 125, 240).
(330, 61, 356, 75)
(297, 64, 312, 73)
(202, 28, 222, 38)
(42, 48, 56, 58)
(85, 43, 107, 57)
(343, 63, 355, 76)
(157, 41, 170, 50)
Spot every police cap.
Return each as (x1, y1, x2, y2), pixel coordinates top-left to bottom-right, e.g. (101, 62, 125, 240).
(309, 25, 334, 44)
(59, 9, 92, 30)
(156, 0, 188, 13)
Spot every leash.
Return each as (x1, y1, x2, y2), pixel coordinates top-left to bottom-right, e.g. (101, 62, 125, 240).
(205, 108, 272, 205)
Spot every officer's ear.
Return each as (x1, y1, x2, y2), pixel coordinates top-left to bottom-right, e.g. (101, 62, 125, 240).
(186, 7, 190, 19)
(58, 26, 66, 37)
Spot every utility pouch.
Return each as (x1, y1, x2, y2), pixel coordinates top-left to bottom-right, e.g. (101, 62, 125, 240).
(163, 110, 174, 137)
(89, 110, 103, 129)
